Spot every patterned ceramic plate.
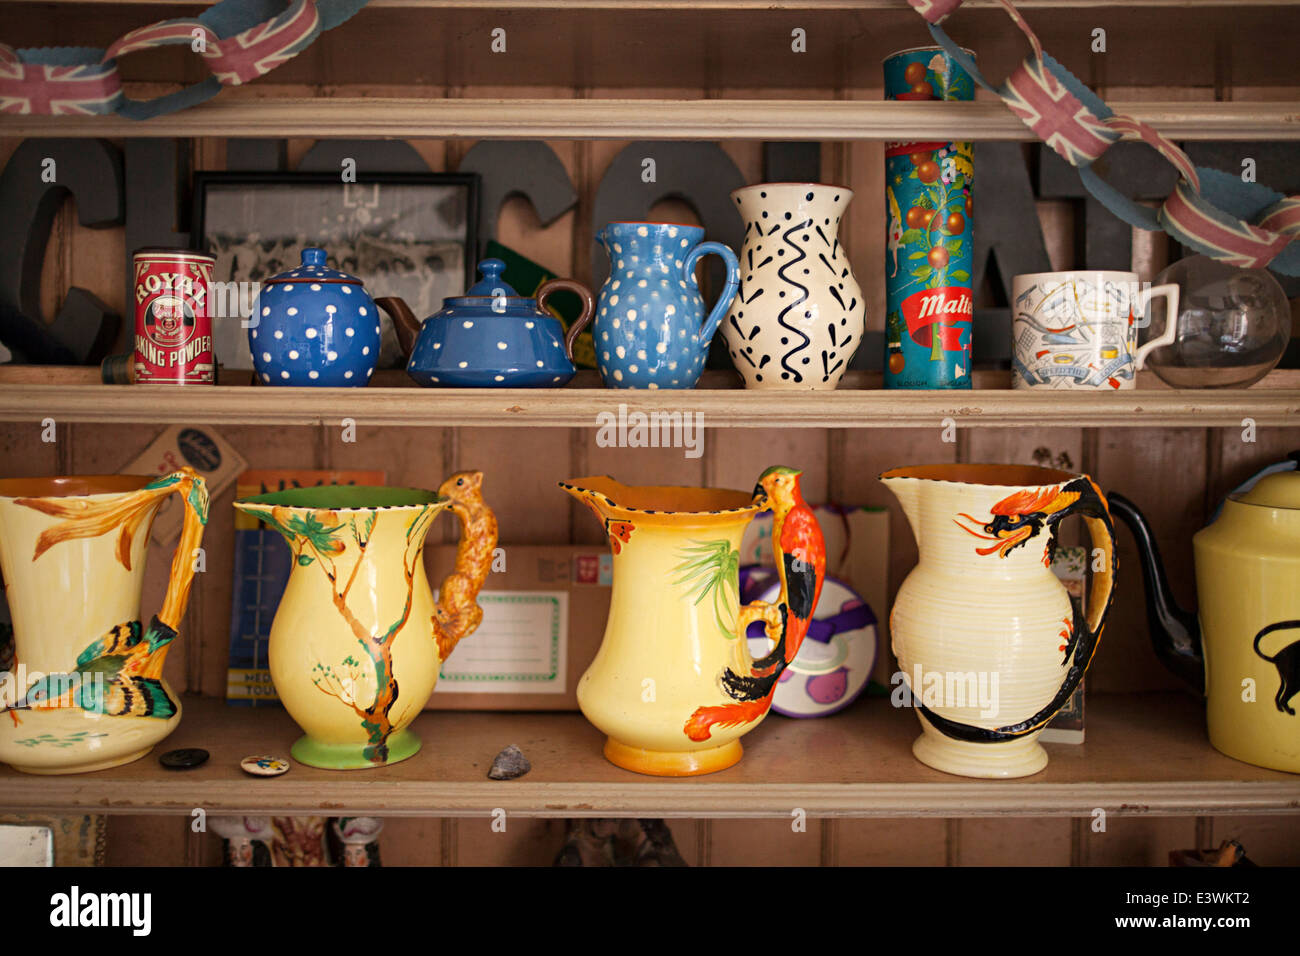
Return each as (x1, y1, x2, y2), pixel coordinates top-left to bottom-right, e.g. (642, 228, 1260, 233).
(741, 570, 877, 718)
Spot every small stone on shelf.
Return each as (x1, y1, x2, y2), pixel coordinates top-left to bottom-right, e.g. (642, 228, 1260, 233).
(488, 744, 531, 780)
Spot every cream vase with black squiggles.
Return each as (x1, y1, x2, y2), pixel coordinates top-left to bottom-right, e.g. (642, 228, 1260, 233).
(723, 183, 866, 390)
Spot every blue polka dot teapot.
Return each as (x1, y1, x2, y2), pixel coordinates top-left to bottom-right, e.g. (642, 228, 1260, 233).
(376, 258, 595, 387)
(249, 248, 381, 386)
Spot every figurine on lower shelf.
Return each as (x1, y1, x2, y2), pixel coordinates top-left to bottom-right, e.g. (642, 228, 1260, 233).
(331, 817, 383, 867)
(1169, 840, 1256, 867)
(210, 817, 274, 867)
(554, 819, 688, 867)
(271, 817, 330, 867)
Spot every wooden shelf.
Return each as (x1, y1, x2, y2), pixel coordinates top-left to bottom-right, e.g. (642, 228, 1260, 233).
(4, 97, 1297, 140)
(1, 371, 1297, 428)
(1, 692, 1296, 818)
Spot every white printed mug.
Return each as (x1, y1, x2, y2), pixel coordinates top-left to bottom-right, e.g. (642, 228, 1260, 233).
(1011, 270, 1179, 390)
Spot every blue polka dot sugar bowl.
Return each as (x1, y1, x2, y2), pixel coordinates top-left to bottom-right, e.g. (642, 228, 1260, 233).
(376, 258, 595, 387)
(248, 248, 381, 387)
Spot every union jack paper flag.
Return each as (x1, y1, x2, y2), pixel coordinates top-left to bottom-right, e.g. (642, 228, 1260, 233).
(1, 0, 361, 118)
(907, 0, 965, 24)
(1001, 57, 1119, 167)
(1162, 178, 1294, 271)
(0, 44, 121, 115)
(204, 0, 321, 87)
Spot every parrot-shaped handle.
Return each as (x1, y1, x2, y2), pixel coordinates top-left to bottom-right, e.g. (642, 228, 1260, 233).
(739, 465, 826, 684)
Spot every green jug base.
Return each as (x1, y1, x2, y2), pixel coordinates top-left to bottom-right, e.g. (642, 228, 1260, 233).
(290, 729, 421, 770)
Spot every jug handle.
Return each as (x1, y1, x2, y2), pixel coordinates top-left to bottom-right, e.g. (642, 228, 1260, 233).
(153, 468, 211, 634)
(683, 241, 740, 346)
(536, 279, 596, 364)
(1132, 283, 1180, 370)
(734, 502, 825, 686)
(375, 297, 421, 358)
(1073, 483, 1119, 682)
(430, 471, 499, 664)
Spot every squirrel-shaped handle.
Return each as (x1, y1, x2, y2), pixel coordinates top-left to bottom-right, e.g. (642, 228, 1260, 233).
(431, 471, 498, 663)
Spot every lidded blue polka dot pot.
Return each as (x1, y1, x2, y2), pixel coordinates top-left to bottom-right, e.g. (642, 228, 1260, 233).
(249, 248, 381, 387)
(376, 258, 595, 388)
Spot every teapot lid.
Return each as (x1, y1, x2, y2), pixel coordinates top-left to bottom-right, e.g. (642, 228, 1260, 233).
(435, 258, 553, 318)
(462, 258, 519, 298)
(1232, 470, 1300, 510)
(265, 248, 363, 286)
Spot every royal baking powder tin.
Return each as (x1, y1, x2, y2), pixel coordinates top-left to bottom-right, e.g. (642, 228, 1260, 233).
(132, 248, 216, 385)
(884, 47, 975, 390)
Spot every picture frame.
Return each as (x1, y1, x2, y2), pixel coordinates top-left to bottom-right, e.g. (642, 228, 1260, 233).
(193, 171, 479, 371)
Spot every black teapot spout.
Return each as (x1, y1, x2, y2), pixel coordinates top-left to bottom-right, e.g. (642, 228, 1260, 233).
(1107, 493, 1205, 693)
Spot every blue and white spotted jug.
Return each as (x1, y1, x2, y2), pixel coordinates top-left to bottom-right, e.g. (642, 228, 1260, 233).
(249, 248, 381, 387)
(593, 222, 739, 389)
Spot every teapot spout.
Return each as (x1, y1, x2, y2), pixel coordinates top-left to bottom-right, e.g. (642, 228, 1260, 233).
(1107, 493, 1204, 692)
(374, 296, 421, 357)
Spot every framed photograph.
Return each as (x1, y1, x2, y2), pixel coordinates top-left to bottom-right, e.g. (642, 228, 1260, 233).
(194, 171, 479, 371)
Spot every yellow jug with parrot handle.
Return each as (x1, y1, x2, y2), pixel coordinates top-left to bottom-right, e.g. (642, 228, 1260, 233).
(0, 468, 209, 774)
(880, 463, 1118, 779)
(1110, 453, 1300, 773)
(559, 466, 825, 777)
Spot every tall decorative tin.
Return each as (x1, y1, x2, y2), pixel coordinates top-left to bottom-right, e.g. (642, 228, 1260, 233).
(884, 47, 975, 389)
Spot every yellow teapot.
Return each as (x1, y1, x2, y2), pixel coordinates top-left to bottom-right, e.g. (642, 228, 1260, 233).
(1110, 457, 1300, 773)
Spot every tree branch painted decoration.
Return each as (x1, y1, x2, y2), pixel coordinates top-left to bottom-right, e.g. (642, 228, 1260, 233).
(0, 0, 370, 119)
(907, 0, 1300, 277)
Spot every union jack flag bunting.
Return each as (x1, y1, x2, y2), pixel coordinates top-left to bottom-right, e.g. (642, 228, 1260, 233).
(1259, 197, 1300, 237)
(907, 0, 965, 24)
(203, 0, 321, 86)
(1161, 179, 1294, 270)
(0, 44, 121, 115)
(920, 0, 1299, 274)
(1001, 57, 1120, 167)
(105, 0, 320, 88)
(105, 18, 206, 61)
(1104, 114, 1199, 192)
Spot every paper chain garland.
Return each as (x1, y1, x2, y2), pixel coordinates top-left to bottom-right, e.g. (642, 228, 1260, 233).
(909, 0, 1300, 276)
(1, 0, 1295, 275)
(0, 0, 370, 120)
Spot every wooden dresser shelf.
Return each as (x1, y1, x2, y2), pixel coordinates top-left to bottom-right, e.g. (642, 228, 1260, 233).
(1, 371, 1297, 428)
(4, 98, 1297, 141)
(0, 693, 1296, 819)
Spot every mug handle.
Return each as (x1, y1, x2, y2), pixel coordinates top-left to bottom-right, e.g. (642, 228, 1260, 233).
(536, 279, 595, 364)
(683, 241, 740, 345)
(1132, 282, 1180, 370)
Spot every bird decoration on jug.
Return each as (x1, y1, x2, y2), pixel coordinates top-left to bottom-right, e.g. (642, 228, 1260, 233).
(683, 466, 826, 741)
